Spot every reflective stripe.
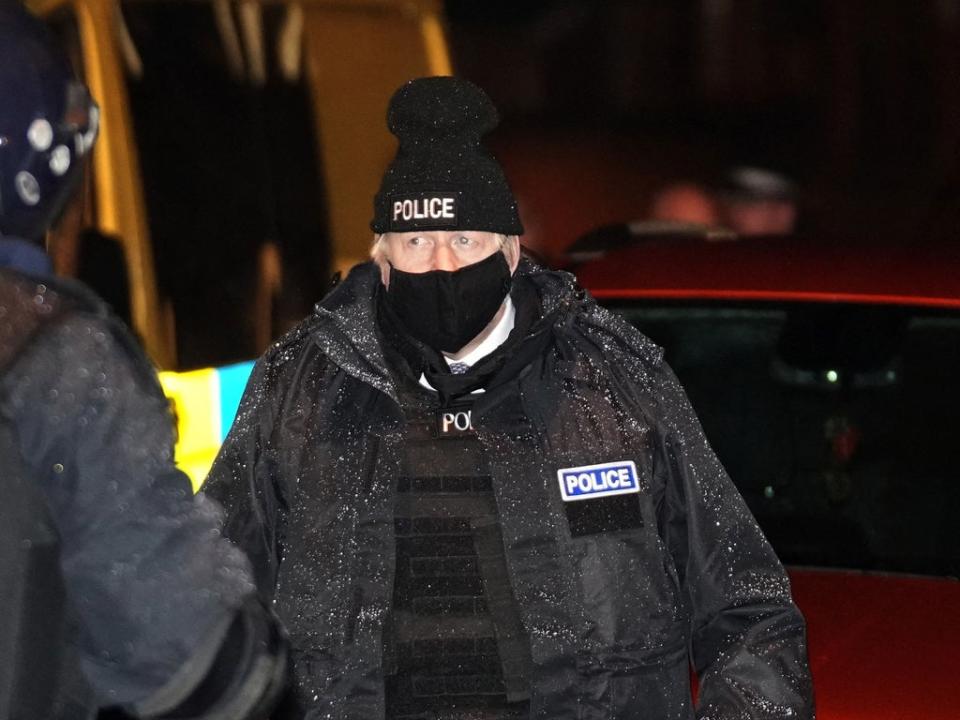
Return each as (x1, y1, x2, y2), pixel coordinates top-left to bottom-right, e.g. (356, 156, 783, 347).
(159, 360, 254, 491)
(217, 361, 255, 441)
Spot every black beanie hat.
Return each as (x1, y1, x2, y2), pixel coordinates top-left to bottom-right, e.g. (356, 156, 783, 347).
(370, 76, 524, 236)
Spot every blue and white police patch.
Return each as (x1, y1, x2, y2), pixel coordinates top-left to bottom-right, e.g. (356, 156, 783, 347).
(557, 460, 639, 502)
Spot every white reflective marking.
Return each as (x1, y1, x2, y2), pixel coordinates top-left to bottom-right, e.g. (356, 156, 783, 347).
(27, 118, 53, 151)
(49, 145, 71, 176)
(14, 171, 40, 205)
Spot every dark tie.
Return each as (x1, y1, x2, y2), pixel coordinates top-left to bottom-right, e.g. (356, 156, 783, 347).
(448, 361, 470, 375)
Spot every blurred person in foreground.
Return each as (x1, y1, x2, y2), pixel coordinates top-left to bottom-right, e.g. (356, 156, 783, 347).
(0, 4, 285, 718)
(715, 166, 799, 236)
(205, 77, 814, 719)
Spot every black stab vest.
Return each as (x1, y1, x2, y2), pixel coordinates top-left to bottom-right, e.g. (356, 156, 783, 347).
(384, 371, 532, 720)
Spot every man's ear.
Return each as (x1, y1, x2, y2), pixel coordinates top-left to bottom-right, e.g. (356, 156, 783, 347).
(504, 235, 521, 274)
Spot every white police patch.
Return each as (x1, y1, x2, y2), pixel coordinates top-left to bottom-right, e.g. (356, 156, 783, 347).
(436, 407, 474, 437)
(388, 191, 459, 231)
(557, 461, 639, 502)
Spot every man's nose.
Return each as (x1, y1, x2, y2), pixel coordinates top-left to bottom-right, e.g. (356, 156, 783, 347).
(433, 243, 459, 271)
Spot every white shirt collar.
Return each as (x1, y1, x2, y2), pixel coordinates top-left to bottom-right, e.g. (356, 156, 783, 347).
(417, 295, 516, 393)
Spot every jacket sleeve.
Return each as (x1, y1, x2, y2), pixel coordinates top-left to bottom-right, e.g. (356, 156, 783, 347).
(201, 351, 285, 599)
(650, 362, 814, 720)
(6, 312, 259, 707)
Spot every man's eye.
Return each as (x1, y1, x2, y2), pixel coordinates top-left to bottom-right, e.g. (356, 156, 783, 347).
(409, 236, 426, 247)
(454, 236, 473, 246)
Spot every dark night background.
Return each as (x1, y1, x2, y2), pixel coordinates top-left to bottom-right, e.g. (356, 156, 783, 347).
(442, 0, 960, 261)
(66, 0, 957, 366)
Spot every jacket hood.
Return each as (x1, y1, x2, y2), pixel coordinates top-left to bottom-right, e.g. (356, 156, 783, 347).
(310, 261, 397, 399)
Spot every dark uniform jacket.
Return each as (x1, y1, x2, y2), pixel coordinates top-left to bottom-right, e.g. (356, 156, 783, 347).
(0, 266, 257, 717)
(204, 260, 814, 720)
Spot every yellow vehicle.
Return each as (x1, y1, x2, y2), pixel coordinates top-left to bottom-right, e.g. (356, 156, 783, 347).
(29, 0, 452, 485)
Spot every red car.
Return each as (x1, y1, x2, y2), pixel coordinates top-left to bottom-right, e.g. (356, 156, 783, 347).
(575, 235, 960, 719)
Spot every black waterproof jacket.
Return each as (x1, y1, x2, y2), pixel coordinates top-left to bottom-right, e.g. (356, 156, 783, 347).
(0, 267, 259, 717)
(204, 260, 814, 720)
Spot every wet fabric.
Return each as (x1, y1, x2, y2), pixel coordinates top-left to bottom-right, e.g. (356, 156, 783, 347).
(204, 259, 814, 720)
(0, 402, 93, 719)
(370, 77, 524, 236)
(0, 267, 256, 714)
(384, 375, 531, 718)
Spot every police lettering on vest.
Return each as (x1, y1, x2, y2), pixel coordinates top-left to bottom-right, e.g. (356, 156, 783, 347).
(436, 408, 474, 437)
(556, 461, 639, 502)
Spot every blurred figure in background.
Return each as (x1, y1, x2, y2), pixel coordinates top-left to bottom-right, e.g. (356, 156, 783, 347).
(0, 4, 285, 718)
(647, 181, 720, 227)
(715, 165, 799, 236)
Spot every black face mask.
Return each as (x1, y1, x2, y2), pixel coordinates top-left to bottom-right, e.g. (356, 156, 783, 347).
(385, 251, 513, 353)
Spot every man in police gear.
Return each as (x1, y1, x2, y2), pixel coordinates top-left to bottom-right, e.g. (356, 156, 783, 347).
(205, 77, 814, 719)
(0, 4, 286, 718)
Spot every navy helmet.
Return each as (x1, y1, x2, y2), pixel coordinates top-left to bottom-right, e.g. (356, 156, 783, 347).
(0, 2, 98, 241)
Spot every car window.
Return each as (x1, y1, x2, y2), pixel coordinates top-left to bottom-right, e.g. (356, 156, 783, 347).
(609, 301, 960, 579)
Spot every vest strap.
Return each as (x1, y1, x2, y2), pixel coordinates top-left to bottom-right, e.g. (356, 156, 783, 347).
(472, 516, 533, 702)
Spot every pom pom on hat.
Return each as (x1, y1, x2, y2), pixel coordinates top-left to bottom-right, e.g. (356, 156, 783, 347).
(387, 76, 499, 143)
(371, 76, 523, 236)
